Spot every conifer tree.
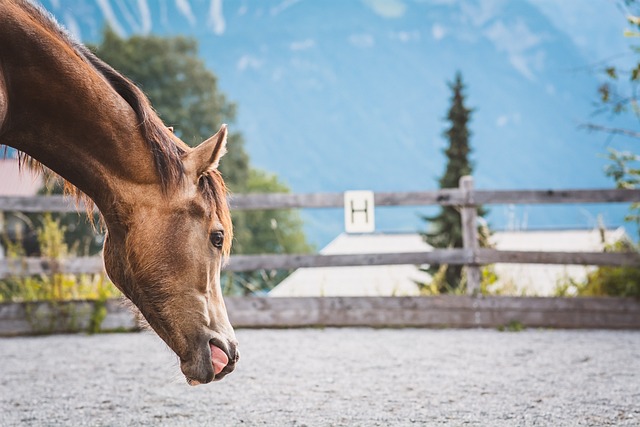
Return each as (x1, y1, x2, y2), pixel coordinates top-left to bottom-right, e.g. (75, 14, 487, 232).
(422, 72, 486, 292)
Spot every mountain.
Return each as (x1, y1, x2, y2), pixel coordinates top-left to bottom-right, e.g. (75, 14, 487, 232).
(39, 0, 639, 245)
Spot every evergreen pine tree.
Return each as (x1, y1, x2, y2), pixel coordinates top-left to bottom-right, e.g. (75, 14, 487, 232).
(422, 72, 487, 292)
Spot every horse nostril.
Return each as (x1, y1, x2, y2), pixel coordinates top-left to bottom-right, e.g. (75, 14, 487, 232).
(227, 344, 239, 364)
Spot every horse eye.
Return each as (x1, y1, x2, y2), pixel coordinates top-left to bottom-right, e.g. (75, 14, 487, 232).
(210, 231, 224, 249)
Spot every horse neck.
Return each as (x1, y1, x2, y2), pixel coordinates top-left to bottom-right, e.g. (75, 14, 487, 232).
(0, 2, 163, 217)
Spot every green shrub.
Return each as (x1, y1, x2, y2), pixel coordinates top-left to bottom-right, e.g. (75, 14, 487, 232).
(0, 213, 120, 303)
(560, 240, 640, 298)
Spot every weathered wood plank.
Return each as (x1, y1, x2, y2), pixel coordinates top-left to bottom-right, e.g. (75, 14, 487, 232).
(474, 188, 640, 205)
(228, 190, 470, 210)
(2, 296, 640, 335)
(0, 256, 104, 279)
(374, 190, 465, 206)
(2, 188, 638, 213)
(101, 299, 139, 331)
(225, 250, 474, 271)
(228, 249, 639, 271)
(0, 195, 93, 213)
(1, 248, 637, 279)
(225, 296, 640, 329)
(456, 295, 640, 312)
(477, 249, 640, 267)
(460, 177, 481, 295)
(226, 188, 640, 210)
(0, 299, 137, 335)
(228, 192, 344, 210)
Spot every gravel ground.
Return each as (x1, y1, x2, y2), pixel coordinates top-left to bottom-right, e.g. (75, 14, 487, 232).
(1, 328, 639, 426)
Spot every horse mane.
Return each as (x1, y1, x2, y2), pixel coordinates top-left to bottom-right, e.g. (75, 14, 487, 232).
(17, 0, 185, 190)
(5, 0, 233, 256)
(77, 46, 187, 189)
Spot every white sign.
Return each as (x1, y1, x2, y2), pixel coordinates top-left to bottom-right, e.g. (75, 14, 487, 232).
(344, 190, 375, 233)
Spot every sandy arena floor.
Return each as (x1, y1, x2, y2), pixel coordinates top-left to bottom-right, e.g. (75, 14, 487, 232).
(1, 328, 639, 426)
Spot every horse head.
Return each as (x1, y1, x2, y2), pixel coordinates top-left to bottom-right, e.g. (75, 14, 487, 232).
(102, 125, 238, 385)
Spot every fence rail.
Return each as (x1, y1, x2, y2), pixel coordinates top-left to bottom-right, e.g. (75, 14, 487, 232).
(2, 295, 640, 335)
(1, 178, 639, 292)
(230, 188, 640, 209)
(2, 187, 639, 212)
(0, 248, 638, 280)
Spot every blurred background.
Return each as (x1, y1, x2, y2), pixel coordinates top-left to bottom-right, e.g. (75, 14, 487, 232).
(29, 0, 640, 243)
(1, 0, 639, 299)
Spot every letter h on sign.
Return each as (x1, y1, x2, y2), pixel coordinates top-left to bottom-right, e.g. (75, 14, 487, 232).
(344, 191, 375, 233)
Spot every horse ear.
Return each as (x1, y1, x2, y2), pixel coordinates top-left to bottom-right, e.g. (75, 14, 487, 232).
(183, 124, 228, 180)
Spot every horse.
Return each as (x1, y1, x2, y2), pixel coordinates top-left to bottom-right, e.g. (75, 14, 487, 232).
(0, 0, 238, 385)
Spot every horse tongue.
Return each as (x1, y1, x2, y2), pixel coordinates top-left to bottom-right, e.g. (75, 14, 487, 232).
(210, 343, 229, 375)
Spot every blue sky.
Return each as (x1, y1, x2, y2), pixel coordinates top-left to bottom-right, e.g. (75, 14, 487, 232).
(41, 0, 640, 243)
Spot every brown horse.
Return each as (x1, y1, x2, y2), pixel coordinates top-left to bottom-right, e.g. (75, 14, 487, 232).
(0, 0, 238, 384)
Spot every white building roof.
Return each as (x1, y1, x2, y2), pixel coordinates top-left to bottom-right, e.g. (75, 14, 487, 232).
(489, 228, 627, 296)
(269, 228, 629, 297)
(268, 233, 431, 297)
(0, 158, 43, 259)
(0, 158, 42, 196)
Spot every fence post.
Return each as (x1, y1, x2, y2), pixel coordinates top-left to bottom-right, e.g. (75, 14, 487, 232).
(460, 176, 481, 296)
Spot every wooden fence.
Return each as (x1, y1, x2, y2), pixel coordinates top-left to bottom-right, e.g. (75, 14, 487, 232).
(1, 176, 640, 333)
(1, 176, 639, 292)
(3, 295, 640, 336)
